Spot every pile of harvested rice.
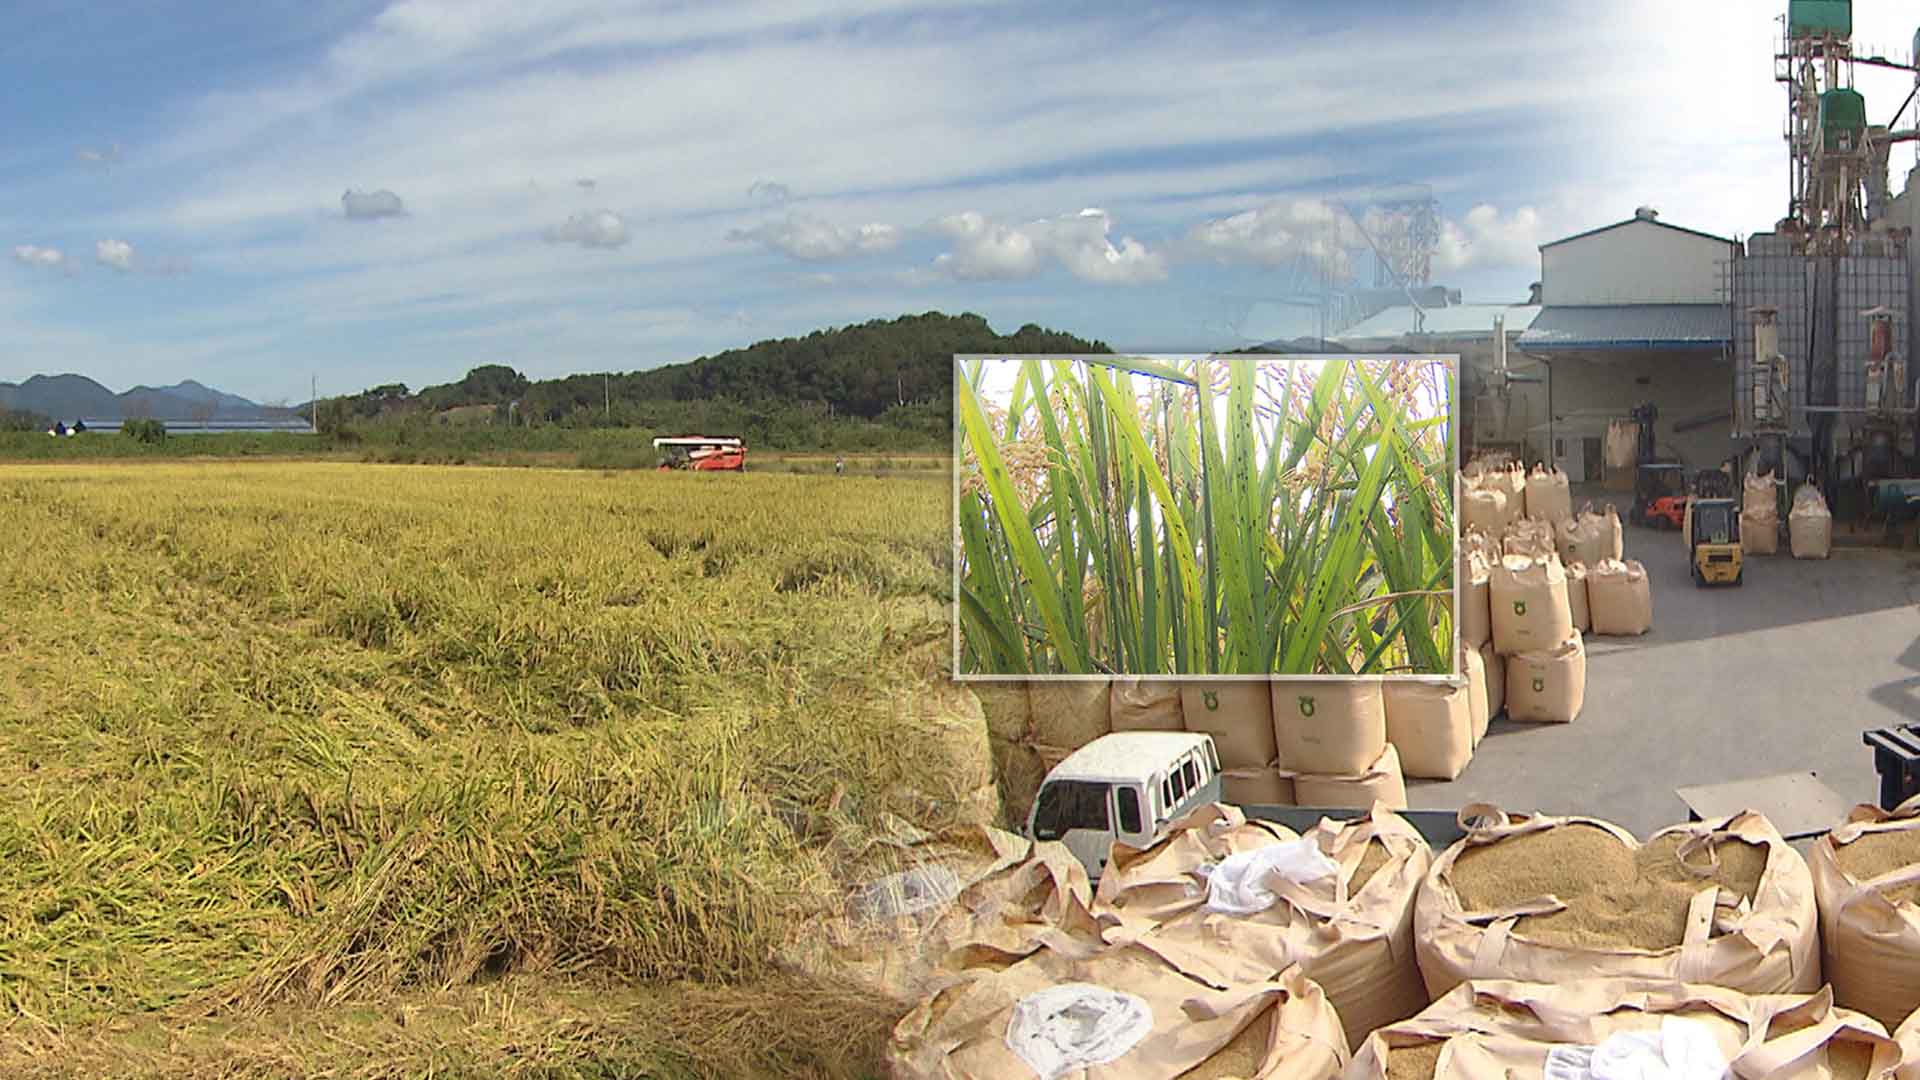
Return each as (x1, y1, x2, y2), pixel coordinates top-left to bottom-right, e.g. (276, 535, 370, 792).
(1832, 828, 1920, 905)
(1450, 825, 1766, 950)
(1383, 1040, 1443, 1080)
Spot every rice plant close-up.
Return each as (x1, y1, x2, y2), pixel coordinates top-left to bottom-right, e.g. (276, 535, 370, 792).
(955, 355, 1456, 676)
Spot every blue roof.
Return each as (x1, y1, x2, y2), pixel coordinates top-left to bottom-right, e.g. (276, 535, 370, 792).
(1334, 303, 1538, 343)
(1517, 304, 1730, 351)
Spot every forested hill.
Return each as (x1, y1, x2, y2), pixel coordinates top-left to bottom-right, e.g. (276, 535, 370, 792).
(319, 312, 1110, 446)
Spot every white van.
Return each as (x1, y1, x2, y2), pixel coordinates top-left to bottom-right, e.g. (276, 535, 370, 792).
(1025, 731, 1222, 881)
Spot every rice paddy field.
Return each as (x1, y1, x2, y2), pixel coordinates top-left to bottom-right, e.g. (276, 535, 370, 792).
(0, 460, 975, 1078)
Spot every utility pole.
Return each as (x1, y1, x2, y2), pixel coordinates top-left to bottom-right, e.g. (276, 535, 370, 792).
(310, 375, 318, 434)
(605, 373, 611, 420)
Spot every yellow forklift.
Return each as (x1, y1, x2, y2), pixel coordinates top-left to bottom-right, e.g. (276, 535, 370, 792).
(1686, 497, 1743, 587)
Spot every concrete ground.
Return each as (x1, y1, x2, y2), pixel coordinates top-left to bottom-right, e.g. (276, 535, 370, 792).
(1414, 494, 1920, 837)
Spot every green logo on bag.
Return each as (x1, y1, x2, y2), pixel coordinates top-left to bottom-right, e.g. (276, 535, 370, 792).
(1203, 690, 1220, 711)
(1533, 677, 1545, 693)
(1514, 600, 1527, 616)
(1297, 696, 1316, 718)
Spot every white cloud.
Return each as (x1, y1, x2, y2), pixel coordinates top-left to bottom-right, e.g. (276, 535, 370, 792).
(342, 189, 406, 220)
(545, 209, 630, 249)
(1183, 198, 1366, 277)
(929, 208, 1166, 284)
(726, 213, 901, 260)
(1434, 204, 1544, 272)
(95, 239, 137, 272)
(11, 245, 64, 269)
(76, 143, 121, 166)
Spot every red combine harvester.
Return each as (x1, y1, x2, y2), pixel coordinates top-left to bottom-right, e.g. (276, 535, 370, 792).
(653, 435, 746, 472)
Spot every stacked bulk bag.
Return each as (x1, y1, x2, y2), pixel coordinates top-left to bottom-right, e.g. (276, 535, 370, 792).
(979, 685, 1048, 826)
(1461, 644, 1489, 747)
(1600, 502, 1625, 560)
(1293, 745, 1409, 811)
(781, 825, 1099, 1009)
(1109, 678, 1183, 731)
(886, 938, 1349, 1080)
(1412, 807, 1821, 1000)
(1810, 796, 1920, 1028)
(1504, 634, 1585, 724)
(1488, 554, 1574, 656)
(1184, 681, 1289, 806)
(1027, 680, 1113, 752)
(1500, 517, 1556, 560)
(1525, 463, 1573, 524)
(1272, 680, 1387, 778)
(1565, 561, 1591, 633)
(1744, 470, 1781, 555)
(1093, 803, 1432, 1050)
(1460, 549, 1492, 650)
(1462, 485, 1510, 537)
(1792, 483, 1834, 559)
(1382, 680, 1474, 781)
(1346, 979, 1899, 1080)
(1587, 558, 1653, 636)
(1553, 507, 1611, 569)
(1486, 462, 1527, 516)
(1478, 640, 1505, 722)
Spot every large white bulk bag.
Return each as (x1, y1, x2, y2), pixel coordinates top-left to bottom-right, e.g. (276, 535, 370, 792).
(1181, 681, 1279, 771)
(1461, 550, 1492, 649)
(1791, 484, 1833, 560)
(1382, 680, 1474, 781)
(1478, 640, 1504, 720)
(1504, 634, 1585, 724)
(1587, 558, 1653, 636)
(1462, 643, 1489, 746)
(1488, 555, 1573, 656)
(1462, 487, 1508, 537)
(1565, 561, 1591, 633)
(1292, 744, 1409, 811)
(1109, 677, 1183, 731)
(1525, 464, 1572, 523)
(1272, 680, 1387, 776)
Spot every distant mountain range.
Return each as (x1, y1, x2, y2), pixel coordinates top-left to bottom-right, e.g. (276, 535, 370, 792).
(0, 375, 287, 421)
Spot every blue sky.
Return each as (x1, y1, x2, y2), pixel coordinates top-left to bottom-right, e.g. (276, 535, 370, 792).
(5, 0, 1920, 404)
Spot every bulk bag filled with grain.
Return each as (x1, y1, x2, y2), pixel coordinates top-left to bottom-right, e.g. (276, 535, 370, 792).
(1460, 550, 1492, 650)
(780, 825, 1099, 1009)
(1027, 679, 1112, 754)
(1412, 807, 1821, 1001)
(1222, 767, 1296, 808)
(1478, 640, 1504, 721)
(1500, 517, 1556, 560)
(1272, 680, 1387, 776)
(1110, 677, 1183, 731)
(1809, 795, 1920, 1028)
(1553, 507, 1612, 569)
(1462, 486, 1509, 538)
(1743, 508, 1781, 555)
(1183, 681, 1281, 772)
(1462, 644, 1489, 747)
(1587, 558, 1653, 636)
(979, 685, 1047, 826)
(1791, 484, 1833, 560)
(1504, 634, 1585, 724)
(1525, 463, 1573, 524)
(886, 941, 1349, 1080)
(1601, 503, 1625, 560)
(1345, 979, 1899, 1080)
(1565, 561, 1591, 633)
(1746, 469, 1779, 515)
(1489, 554, 1573, 655)
(1382, 680, 1474, 781)
(1292, 744, 1409, 811)
(1093, 803, 1433, 1050)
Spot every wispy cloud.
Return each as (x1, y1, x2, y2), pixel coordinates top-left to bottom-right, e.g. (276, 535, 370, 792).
(747, 180, 792, 205)
(726, 212, 901, 260)
(95, 239, 136, 272)
(1435, 205, 1544, 272)
(11, 245, 65, 270)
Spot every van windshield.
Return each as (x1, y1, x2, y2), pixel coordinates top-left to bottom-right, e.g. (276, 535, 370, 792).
(1032, 780, 1110, 840)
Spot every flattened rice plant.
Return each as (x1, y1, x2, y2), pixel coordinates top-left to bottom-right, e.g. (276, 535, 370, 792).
(956, 355, 1454, 675)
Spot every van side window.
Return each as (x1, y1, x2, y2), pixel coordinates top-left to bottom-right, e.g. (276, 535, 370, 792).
(1203, 742, 1218, 772)
(1171, 765, 1187, 803)
(1183, 759, 1199, 790)
(1160, 776, 1172, 815)
(1116, 787, 1142, 835)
